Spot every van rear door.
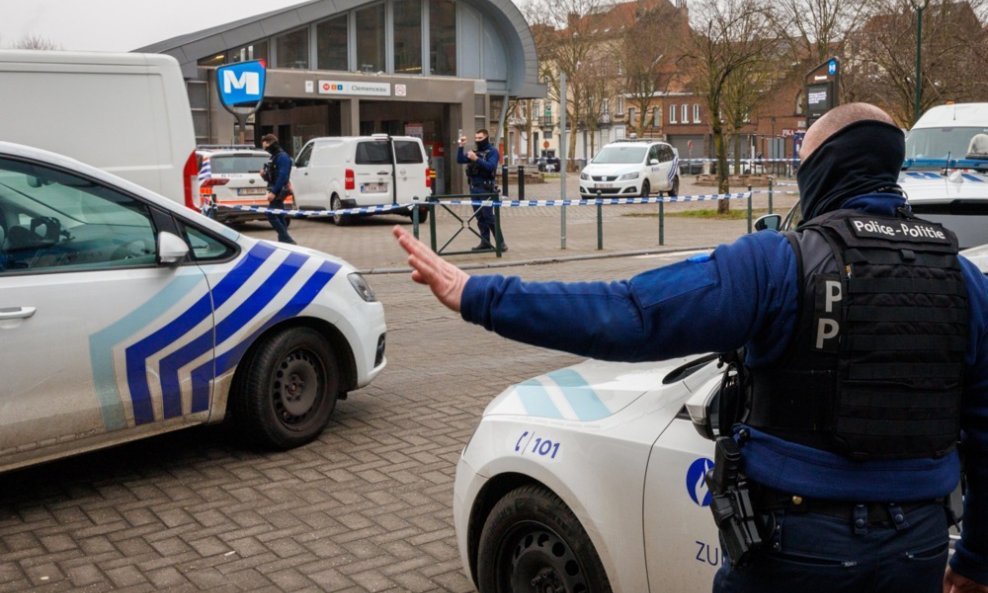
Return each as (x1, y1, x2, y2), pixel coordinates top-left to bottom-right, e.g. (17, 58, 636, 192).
(393, 139, 429, 204)
(352, 139, 393, 207)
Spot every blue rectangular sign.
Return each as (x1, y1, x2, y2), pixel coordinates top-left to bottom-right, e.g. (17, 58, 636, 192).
(216, 61, 266, 108)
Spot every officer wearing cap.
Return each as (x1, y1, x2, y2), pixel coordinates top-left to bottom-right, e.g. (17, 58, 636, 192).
(394, 102, 988, 592)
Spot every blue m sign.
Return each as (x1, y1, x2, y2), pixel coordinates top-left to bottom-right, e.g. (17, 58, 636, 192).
(216, 61, 266, 108)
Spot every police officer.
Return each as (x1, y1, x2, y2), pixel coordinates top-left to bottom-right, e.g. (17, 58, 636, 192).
(394, 103, 988, 593)
(260, 133, 296, 245)
(457, 128, 507, 252)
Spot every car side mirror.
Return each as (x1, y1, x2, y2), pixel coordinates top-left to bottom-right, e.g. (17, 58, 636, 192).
(157, 231, 190, 265)
(649, 159, 659, 165)
(754, 214, 781, 232)
(685, 374, 724, 441)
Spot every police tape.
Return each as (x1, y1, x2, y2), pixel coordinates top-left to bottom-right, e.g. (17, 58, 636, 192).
(207, 191, 754, 218)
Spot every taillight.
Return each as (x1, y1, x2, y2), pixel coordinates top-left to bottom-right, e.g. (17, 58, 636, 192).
(345, 168, 355, 191)
(200, 178, 230, 188)
(426, 167, 433, 188)
(183, 151, 198, 209)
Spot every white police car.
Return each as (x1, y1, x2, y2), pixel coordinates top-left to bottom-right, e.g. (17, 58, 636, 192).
(453, 355, 726, 593)
(579, 140, 680, 199)
(0, 141, 386, 472)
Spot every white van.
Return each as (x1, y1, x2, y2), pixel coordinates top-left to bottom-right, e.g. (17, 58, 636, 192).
(0, 49, 198, 210)
(905, 102, 988, 164)
(291, 135, 431, 225)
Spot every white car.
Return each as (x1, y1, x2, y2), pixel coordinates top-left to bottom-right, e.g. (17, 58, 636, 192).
(0, 141, 387, 473)
(453, 355, 725, 593)
(195, 146, 289, 224)
(579, 140, 680, 199)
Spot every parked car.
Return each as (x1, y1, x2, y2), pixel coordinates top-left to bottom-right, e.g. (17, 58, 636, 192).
(0, 141, 387, 473)
(0, 49, 198, 211)
(195, 146, 292, 224)
(904, 102, 988, 165)
(291, 135, 431, 225)
(579, 139, 679, 199)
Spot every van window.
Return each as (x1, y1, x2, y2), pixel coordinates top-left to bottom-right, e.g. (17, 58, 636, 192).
(355, 142, 393, 165)
(295, 144, 314, 168)
(394, 141, 424, 164)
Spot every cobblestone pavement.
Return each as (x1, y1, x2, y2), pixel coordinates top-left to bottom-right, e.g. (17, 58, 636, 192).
(0, 174, 798, 592)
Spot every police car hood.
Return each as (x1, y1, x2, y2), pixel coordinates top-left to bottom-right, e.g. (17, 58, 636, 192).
(900, 170, 988, 202)
(482, 355, 716, 425)
(582, 162, 641, 177)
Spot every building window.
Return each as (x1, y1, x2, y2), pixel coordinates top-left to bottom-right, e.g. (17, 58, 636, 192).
(394, 0, 423, 74)
(430, 0, 456, 75)
(276, 28, 309, 69)
(669, 104, 677, 124)
(316, 16, 348, 71)
(628, 107, 637, 126)
(681, 104, 689, 124)
(693, 104, 701, 123)
(601, 98, 609, 115)
(616, 96, 625, 115)
(230, 42, 268, 65)
(356, 4, 386, 72)
(653, 107, 661, 127)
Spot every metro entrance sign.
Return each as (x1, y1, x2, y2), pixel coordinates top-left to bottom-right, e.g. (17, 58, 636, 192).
(805, 58, 840, 127)
(216, 60, 266, 142)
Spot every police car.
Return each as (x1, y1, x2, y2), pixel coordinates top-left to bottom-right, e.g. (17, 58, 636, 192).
(0, 141, 386, 473)
(579, 140, 680, 199)
(195, 146, 289, 225)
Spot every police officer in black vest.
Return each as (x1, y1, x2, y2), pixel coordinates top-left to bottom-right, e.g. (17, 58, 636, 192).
(457, 129, 507, 252)
(260, 133, 296, 245)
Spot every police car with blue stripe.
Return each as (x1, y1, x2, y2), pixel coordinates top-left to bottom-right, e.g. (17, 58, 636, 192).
(0, 141, 386, 472)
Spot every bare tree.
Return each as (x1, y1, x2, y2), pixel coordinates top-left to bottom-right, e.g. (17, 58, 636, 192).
(621, 1, 685, 135)
(13, 35, 61, 50)
(721, 55, 780, 173)
(687, 0, 776, 212)
(771, 0, 867, 66)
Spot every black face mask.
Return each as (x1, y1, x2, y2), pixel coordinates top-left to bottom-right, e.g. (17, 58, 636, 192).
(476, 138, 490, 151)
(264, 142, 280, 155)
(797, 120, 904, 223)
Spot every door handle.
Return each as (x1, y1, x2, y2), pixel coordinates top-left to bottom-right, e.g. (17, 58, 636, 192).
(377, 171, 390, 175)
(0, 306, 37, 320)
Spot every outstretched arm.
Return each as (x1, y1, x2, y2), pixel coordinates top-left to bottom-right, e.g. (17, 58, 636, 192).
(393, 226, 469, 312)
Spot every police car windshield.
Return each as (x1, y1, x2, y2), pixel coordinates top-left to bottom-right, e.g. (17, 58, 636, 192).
(905, 127, 988, 166)
(592, 146, 647, 165)
(210, 154, 268, 174)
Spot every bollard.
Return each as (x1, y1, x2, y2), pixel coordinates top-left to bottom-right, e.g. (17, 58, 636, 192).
(659, 199, 665, 245)
(747, 185, 753, 234)
(517, 165, 525, 201)
(596, 195, 603, 251)
(768, 178, 773, 214)
(501, 166, 509, 197)
(493, 198, 503, 258)
(428, 197, 438, 252)
(412, 201, 420, 239)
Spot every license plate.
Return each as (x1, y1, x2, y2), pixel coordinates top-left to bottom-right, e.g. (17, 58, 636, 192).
(237, 187, 266, 196)
(361, 183, 387, 193)
(594, 183, 613, 189)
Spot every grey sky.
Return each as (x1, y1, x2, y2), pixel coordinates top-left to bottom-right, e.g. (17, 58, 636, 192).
(0, 0, 307, 52)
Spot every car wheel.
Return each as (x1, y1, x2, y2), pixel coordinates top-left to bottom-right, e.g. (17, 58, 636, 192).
(232, 326, 339, 450)
(331, 194, 351, 226)
(476, 485, 612, 593)
(408, 206, 429, 224)
(670, 175, 680, 197)
(640, 179, 651, 198)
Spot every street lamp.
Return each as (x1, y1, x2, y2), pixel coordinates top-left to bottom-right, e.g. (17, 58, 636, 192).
(909, 0, 931, 123)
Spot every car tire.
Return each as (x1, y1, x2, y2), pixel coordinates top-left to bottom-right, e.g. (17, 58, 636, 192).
(331, 194, 351, 226)
(476, 485, 612, 593)
(670, 175, 680, 197)
(232, 326, 339, 450)
(640, 179, 651, 198)
(408, 206, 429, 224)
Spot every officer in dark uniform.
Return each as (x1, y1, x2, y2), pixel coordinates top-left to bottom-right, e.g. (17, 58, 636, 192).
(457, 128, 507, 252)
(260, 133, 295, 245)
(394, 103, 988, 593)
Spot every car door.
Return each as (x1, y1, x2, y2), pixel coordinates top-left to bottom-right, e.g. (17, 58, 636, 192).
(0, 155, 212, 468)
(393, 139, 429, 204)
(647, 144, 663, 189)
(352, 139, 393, 207)
(289, 141, 318, 208)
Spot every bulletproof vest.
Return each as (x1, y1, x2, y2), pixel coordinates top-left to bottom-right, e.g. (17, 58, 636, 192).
(747, 209, 968, 460)
(466, 148, 493, 181)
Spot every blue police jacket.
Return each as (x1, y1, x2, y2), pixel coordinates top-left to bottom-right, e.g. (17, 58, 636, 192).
(457, 144, 499, 184)
(459, 193, 988, 583)
(267, 150, 292, 196)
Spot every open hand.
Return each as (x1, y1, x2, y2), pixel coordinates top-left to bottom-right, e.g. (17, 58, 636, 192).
(944, 567, 988, 593)
(393, 226, 469, 312)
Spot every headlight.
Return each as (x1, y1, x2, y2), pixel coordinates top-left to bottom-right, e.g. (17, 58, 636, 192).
(348, 272, 377, 302)
(579, 172, 589, 180)
(619, 171, 640, 180)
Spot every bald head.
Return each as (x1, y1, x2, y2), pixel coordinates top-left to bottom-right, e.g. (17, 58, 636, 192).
(800, 103, 896, 161)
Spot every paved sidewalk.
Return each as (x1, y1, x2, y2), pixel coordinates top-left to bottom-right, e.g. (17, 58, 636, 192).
(238, 176, 800, 273)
